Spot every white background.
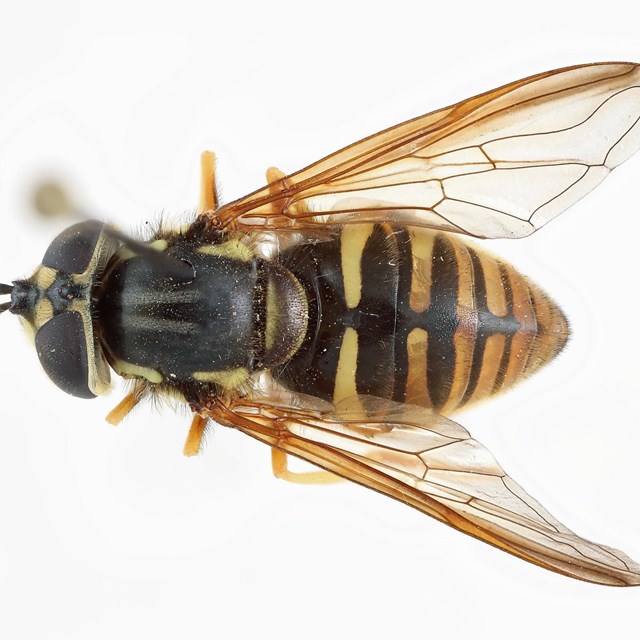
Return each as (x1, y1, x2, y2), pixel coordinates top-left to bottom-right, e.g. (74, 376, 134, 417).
(1, 2, 639, 638)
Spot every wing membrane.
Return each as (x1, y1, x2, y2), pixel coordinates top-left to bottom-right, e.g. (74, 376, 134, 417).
(216, 62, 640, 238)
(209, 397, 640, 586)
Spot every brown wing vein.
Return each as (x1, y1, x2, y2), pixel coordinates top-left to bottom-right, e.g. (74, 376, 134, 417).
(213, 62, 640, 239)
(208, 399, 640, 586)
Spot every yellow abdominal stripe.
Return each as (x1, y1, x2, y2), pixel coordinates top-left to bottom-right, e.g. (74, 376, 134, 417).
(340, 224, 374, 309)
(333, 327, 358, 404)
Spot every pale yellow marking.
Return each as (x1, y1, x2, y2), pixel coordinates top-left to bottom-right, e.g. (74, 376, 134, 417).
(404, 328, 431, 408)
(408, 228, 435, 313)
(480, 254, 508, 318)
(79, 310, 111, 396)
(333, 327, 359, 405)
(76, 227, 120, 285)
(113, 245, 136, 262)
(113, 359, 163, 384)
(467, 333, 506, 406)
(287, 272, 310, 358)
(183, 415, 208, 456)
(197, 239, 253, 262)
(148, 239, 168, 251)
(271, 448, 343, 484)
(452, 240, 475, 312)
(265, 279, 278, 351)
(69, 299, 87, 313)
(341, 224, 374, 309)
(199, 151, 218, 213)
(33, 298, 53, 329)
(34, 266, 57, 290)
(193, 367, 250, 390)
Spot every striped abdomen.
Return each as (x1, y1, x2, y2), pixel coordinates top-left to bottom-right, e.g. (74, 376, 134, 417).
(275, 225, 569, 414)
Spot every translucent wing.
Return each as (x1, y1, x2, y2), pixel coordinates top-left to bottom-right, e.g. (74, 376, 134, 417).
(216, 62, 640, 238)
(208, 397, 640, 586)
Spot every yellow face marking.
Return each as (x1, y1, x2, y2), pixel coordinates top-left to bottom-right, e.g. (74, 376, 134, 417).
(78, 311, 111, 396)
(333, 327, 359, 405)
(193, 367, 250, 390)
(33, 266, 57, 290)
(341, 224, 374, 309)
(74, 228, 120, 285)
(33, 298, 54, 329)
(197, 239, 253, 262)
(69, 299, 87, 313)
(408, 228, 435, 313)
(404, 328, 431, 408)
(113, 359, 163, 384)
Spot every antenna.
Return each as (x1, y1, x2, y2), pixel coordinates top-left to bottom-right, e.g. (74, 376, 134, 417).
(0, 283, 12, 315)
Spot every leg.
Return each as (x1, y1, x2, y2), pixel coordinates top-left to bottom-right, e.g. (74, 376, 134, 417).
(105, 384, 146, 425)
(199, 151, 219, 213)
(271, 448, 343, 484)
(183, 414, 209, 456)
(266, 166, 286, 184)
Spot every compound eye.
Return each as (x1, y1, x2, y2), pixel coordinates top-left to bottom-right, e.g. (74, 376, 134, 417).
(42, 221, 105, 274)
(35, 311, 96, 398)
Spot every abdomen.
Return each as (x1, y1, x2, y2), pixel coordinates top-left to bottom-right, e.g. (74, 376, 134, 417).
(274, 224, 569, 414)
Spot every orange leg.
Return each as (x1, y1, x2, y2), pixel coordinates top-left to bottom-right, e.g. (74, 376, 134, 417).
(271, 448, 343, 484)
(199, 151, 219, 213)
(183, 414, 209, 456)
(105, 385, 146, 426)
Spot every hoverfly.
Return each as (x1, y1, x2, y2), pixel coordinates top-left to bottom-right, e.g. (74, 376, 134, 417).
(1, 62, 639, 586)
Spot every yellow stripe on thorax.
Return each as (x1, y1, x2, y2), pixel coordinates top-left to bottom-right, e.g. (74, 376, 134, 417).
(193, 367, 250, 390)
(197, 239, 253, 262)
